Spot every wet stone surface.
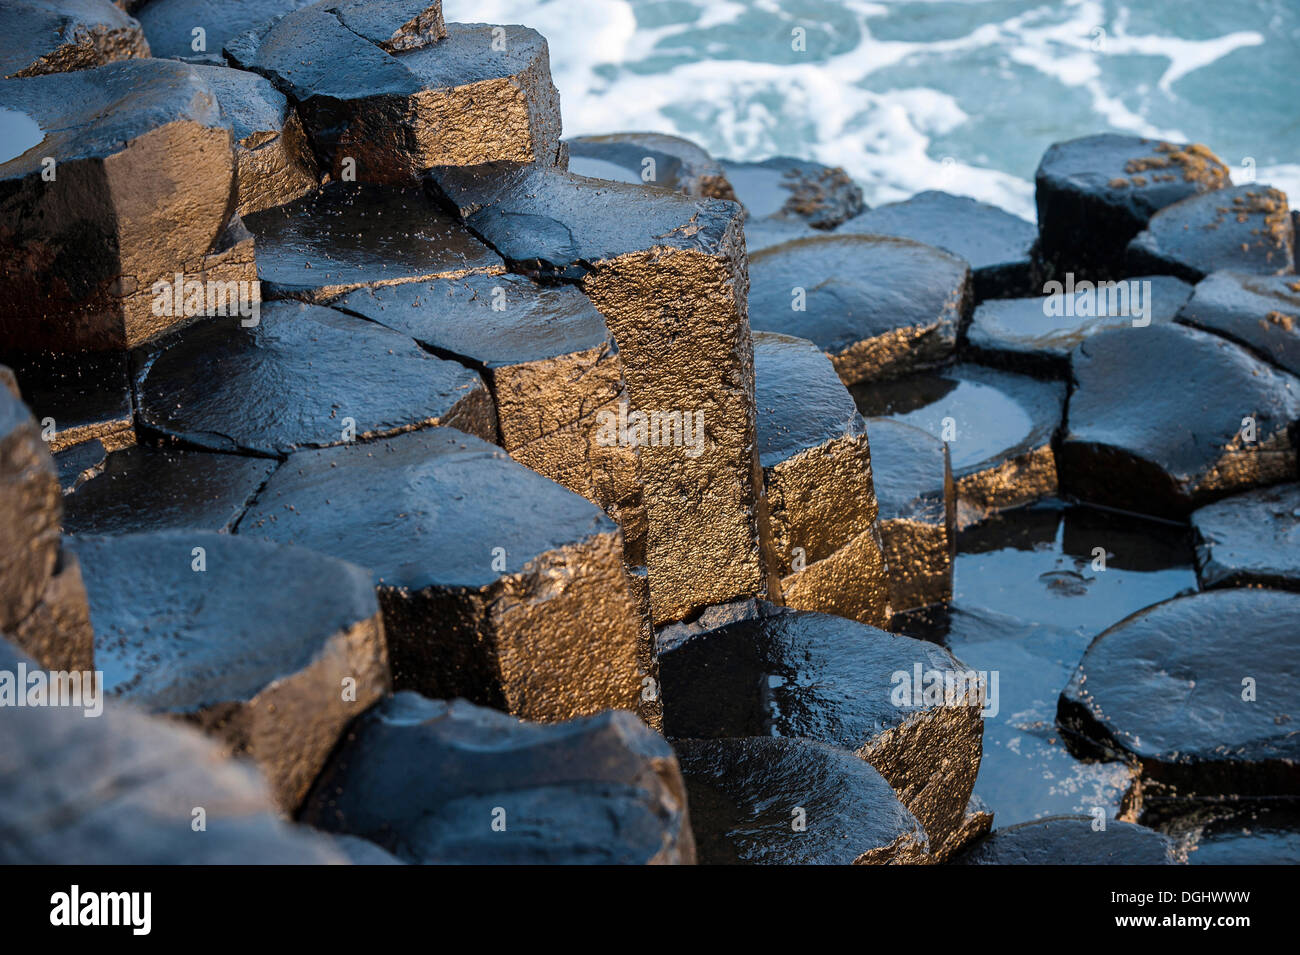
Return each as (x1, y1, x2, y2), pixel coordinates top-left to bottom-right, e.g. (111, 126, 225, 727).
(658, 600, 984, 860)
(841, 190, 1038, 301)
(1060, 323, 1300, 518)
(0, 350, 134, 454)
(719, 156, 864, 230)
(1, 0, 150, 79)
(238, 427, 644, 721)
(673, 736, 928, 864)
(138, 0, 314, 63)
(1128, 185, 1295, 282)
(565, 132, 735, 199)
(62, 445, 277, 536)
(967, 275, 1193, 378)
(301, 692, 694, 864)
(1175, 270, 1300, 377)
(68, 530, 389, 811)
(952, 815, 1177, 865)
(853, 362, 1064, 527)
(1191, 483, 1300, 590)
(1058, 588, 1300, 807)
(1035, 133, 1230, 279)
(135, 300, 495, 456)
(242, 181, 503, 301)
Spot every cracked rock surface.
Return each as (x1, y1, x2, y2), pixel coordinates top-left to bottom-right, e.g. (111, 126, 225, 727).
(1191, 483, 1300, 590)
(1175, 270, 1300, 377)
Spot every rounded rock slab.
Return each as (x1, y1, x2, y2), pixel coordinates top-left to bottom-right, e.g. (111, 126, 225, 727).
(1192, 483, 1300, 590)
(953, 815, 1177, 865)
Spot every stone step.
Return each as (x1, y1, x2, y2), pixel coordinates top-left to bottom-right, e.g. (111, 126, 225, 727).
(1192, 483, 1300, 591)
(1175, 270, 1300, 377)
(952, 815, 1177, 865)
(565, 131, 734, 199)
(1, 0, 149, 79)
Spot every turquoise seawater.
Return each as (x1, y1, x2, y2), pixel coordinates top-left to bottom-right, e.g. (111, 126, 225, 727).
(447, 0, 1300, 219)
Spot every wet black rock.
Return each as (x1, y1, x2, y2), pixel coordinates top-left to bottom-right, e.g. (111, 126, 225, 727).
(673, 736, 928, 864)
(953, 815, 1177, 865)
(1191, 483, 1300, 591)
(239, 427, 644, 720)
(1060, 323, 1300, 518)
(1175, 271, 1300, 376)
(968, 275, 1192, 377)
(53, 439, 107, 492)
(1, 350, 134, 454)
(1058, 589, 1300, 806)
(138, 0, 313, 62)
(565, 132, 735, 199)
(853, 363, 1064, 527)
(0, 60, 252, 350)
(0, 637, 348, 864)
(1, 0, 150, 78)
(63, 445, 277, 536)
(752, 332, 887, 626)
(719, 156, 864, 230)
(1150, 802, 1300, 865)
(1035, 134, 1230, 279)
(190, 64, 319, 216)
(865, 418, 954, 611)
(228, 6, 561, 182)
(0, 376, 62, 637)
(748, 234, 971, 384)
(334, 272, 629, 518)
(243, 181, 503, 301)
(1127, 185, 1295, 282)
(301, 692, 694, 864)
(68, 530, 389, 810)
(658, 601, 985, 860)
(428, 161, 774, 626)
(841, 191, 1038, 300)
(136, 300, 496, 456)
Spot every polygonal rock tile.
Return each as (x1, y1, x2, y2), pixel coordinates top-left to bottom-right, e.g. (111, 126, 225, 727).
(1057, 589, 1300, 808)
(228, 4, 562, 183)
(189, 64, 319, 216)
(1, 0, 150, 79)
(0, 60, 251, 350)
(333, 272, 631, 524)
(673, 736, 929, 864)
(238, 427, 644, 721)
(1034, 133, 1230, 279)
(853, 363, 1064, 528)
(753, 332, 886, 626)
(0, 637, 348, 864)
(428, 161, 775, 625)
(67, 529, 389, 811)
(138, 0, 315, 62)
(301, 692, 694, 864)
(1192, 483, 1300, 591)
(242, 181, 503, 301)
(566, 131, 734, 199)
(719, 156, 864, 230)
(658, 601, 986, 860)
(748, 234, 971, 385)
(953, 816, 1177, 865)
(0, 350, 135, 453)
(1128, 184, 1295, 281)
(62, 445, 278, 535)
(135, 300, 495, 456)
(968, 274, 1192, 377)
(1060, 323, 1300, 518)
(1176, 271, 1300, 376)
(865, 418, 954, 612)
(841, 190, 1038, 300)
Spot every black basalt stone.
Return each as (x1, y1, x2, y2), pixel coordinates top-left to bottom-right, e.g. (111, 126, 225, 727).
(841, 190, 1038, 300)
(138, 0, 314, 62)
(1175, 271, 1300, 376)
(565, 132, 734, 199)
(1060, 323, 1300, 518)
(1127, 185, 1295, 282)
(1191, 483, 1300, 591)
(1, 350, 134, 453)
(719, 156, 864, 230)
(673, 736, 928, 864)
(135, 300, 496, 456)
(1, 0, 150, 78)
(952, 815, 1177, 865)
(62, 445, 278, 535)
(300, 692, 695, 864)
(1057, 589, 1300, 804)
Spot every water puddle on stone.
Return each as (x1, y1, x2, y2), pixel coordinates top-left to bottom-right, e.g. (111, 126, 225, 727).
(853, 372, 1035, 472)
(896, 500, 1200, 828)
(0, 107, 45, 165)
